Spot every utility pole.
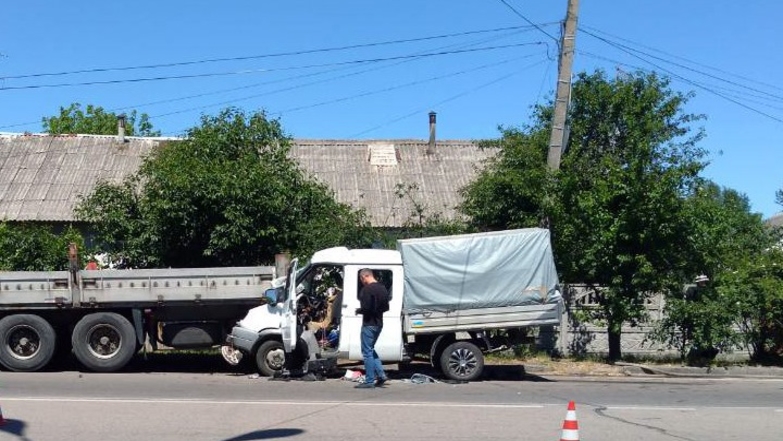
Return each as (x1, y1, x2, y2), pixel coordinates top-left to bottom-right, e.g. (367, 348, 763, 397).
(546, 0, 579, 171)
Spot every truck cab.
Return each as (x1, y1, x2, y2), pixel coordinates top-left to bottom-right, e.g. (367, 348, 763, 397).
(225, 247, 404, 376)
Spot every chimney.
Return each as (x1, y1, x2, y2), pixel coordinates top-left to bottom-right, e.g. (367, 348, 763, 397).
(117, 114, 126, 143)
(427, 111, 436, 155)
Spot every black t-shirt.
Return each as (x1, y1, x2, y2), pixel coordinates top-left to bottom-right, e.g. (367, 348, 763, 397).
(358, 282, 389, 327)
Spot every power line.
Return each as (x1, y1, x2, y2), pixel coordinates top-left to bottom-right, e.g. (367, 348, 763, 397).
(580, 25, 783, 94)
(2, 24, 556, 80)
(349, 58, 549, 138)
(581, 31, 783, 124)
(580, 28, 783, 103)
(497, 0, 558, 41)
(0, 42, 546, 91)
(0, 30, 538, 131)
(277, 53, 543, 115)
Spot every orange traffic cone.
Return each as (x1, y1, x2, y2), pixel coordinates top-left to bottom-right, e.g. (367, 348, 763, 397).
(559, 401, 579, 441)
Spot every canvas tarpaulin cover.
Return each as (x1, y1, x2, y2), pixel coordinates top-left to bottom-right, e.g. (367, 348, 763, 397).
(397, 228, 561, 312)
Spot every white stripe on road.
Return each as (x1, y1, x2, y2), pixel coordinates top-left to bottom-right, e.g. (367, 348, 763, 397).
(1, 397, 543, 409)
(602, 406, 696, 411)
(4, 398, 780, 412)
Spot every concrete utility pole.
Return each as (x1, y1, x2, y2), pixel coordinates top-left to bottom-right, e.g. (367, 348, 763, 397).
(546, 0, 579, 171)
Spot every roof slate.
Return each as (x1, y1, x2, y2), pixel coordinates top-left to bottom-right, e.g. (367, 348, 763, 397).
(0, 134, 492, 227)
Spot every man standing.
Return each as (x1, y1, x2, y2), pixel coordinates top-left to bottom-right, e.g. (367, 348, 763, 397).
(355, 268, 389, 389)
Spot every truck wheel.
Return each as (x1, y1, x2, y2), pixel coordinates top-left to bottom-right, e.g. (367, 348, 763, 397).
(439, 341, 484, 382)
(255, 340, 285, 376)
(72, 313, 137, 372)
(0, 314, 56, 372)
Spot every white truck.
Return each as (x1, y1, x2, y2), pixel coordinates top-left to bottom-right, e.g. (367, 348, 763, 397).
(225, 228, 564, 381)
(0, 251, 275, 372)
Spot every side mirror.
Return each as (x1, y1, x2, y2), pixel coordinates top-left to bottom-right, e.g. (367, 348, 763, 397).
(263, 288, 278, 304)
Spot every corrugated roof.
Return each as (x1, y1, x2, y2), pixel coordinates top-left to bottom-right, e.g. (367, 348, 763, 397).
(0, 134, 159, 222)
(0, 134, 493, 227)
(766, 212, 783, 228)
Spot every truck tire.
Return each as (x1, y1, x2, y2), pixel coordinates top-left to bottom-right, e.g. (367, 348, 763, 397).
(255, 340, 285, 377)
(439, 341, 484, 382)
(0, 314, 56, 372)
(72, 312, 137, 372)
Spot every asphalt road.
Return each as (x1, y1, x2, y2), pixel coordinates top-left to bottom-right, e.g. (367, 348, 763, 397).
(2, 363, 782, 441)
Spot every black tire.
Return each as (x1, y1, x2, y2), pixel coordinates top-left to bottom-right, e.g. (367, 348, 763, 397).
(0, 314, 56, 372)
(255, 340, 285, 377)
(72, 312, 137, 372)
(439, 341, 484, 382)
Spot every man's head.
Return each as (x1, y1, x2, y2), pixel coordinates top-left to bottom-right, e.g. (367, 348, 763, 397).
(695, 274, 709, 287)
(359, 268, 376, 285)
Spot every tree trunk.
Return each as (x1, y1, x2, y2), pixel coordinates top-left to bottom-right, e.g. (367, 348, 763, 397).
(607, 322, 622, 361)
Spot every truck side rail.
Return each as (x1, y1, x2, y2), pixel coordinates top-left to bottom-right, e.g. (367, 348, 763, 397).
(79, 266, 276, 306)
(403, 302, 563, 334)
(0, 271, 73, 308)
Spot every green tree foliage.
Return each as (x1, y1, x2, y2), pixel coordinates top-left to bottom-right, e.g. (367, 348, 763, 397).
(0, 222, 84, 271)
(462, 70, 708, 360)
(652, 182, 774, 363)
(683, 181, 770, 274)
(459, 127, 551, 229)
(42, 103, 160, 136)
(720, 248, 783, 363)
(76, 107, 373, 268)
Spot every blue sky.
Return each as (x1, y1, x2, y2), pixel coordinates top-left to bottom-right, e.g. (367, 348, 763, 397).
(1, 1, 781, 218)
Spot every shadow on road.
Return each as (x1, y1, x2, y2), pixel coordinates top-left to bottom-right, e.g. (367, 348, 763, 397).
(41, 351, 555, 383)
(222, 428, 304, 441)
(0, 419, 31, 440)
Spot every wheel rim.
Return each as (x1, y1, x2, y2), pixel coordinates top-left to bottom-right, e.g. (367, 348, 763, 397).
(85, 324, 123, 359)
(447, 347, 478, 378)
(221, 346, 242, 366)
(265, 347, 285, 370)
(6, 324, 41, 360)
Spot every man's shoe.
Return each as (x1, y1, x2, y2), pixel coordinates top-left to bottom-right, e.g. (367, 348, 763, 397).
(375, 377, 388, 387)
(354, 382, 375, 389)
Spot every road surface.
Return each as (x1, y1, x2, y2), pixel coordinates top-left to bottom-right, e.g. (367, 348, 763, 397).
(1, 367, 782, 441)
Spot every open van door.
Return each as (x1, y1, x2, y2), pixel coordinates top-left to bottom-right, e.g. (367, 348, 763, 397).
(281, 258, 299, 353)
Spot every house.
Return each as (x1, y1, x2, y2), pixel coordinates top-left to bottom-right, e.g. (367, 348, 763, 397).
(766, 212, 783, 228)
(0, 130, 492, 230)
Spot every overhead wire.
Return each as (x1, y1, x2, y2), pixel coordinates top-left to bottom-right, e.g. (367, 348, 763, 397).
(580, 25, 783, 94)
(349, 57, 550, 138)
(0, 43, 546, 91)
(1, 29, 545, 131)
(580, 30, 783, 124)
(275, 53, 544, 115)
(151, 42, 545, 127)
(497, 0, 558, 42)
(3, 24, 557, 80)
(580, 28, 783, 103)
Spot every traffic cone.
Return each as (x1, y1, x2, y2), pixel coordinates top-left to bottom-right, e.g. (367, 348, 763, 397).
(559, 401, 579, 441)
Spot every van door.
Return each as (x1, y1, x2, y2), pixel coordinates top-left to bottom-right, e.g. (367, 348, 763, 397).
(281, 258, 299, 353)
(341, 265, 404, 362)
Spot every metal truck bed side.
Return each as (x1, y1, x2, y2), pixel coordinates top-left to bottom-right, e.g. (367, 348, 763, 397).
(403, 302, 562, 334)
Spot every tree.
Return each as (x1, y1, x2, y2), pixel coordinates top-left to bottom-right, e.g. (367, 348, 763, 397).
(0, 222, 84, 271)
(462, 70, 708, 360)
(651, 181, 773, 364)
(720, 247, 783, 363)
(42, 103, 160, 136)
(460, 126, 551, 230)
(76, 107, 374, 268)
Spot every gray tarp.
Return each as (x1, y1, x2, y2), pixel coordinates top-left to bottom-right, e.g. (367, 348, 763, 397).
(398, 228, 562, 312)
